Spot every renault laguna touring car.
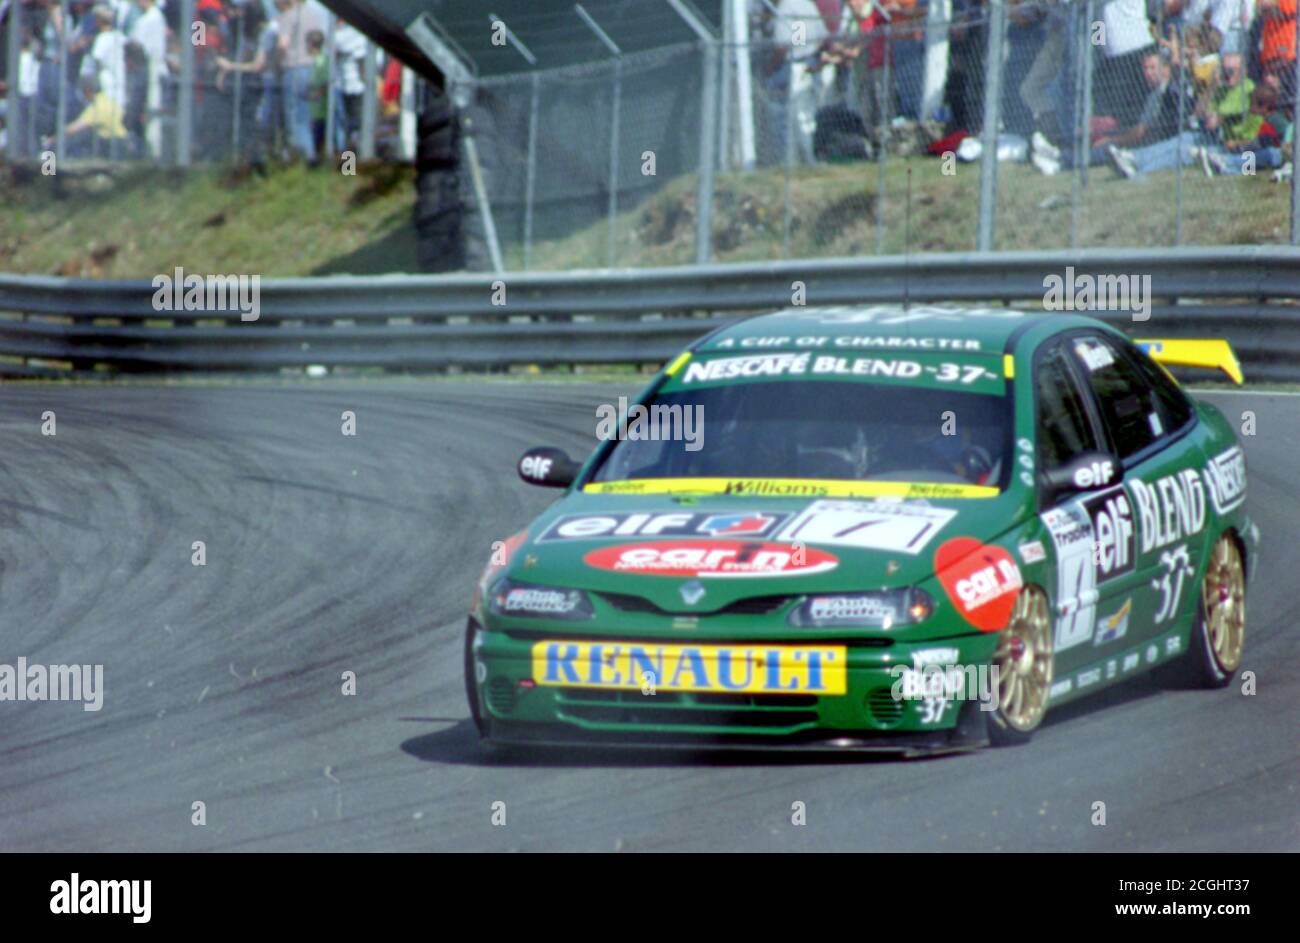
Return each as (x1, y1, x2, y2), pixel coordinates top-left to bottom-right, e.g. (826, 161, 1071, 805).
(463, 305, 1256, 754)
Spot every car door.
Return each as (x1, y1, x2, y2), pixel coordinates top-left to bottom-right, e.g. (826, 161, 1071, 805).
(1031, 338, 1135, 674)
(1067, 332, 1202, 653)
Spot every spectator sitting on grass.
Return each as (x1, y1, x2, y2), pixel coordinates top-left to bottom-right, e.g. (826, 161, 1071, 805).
(1196, 83, 1290, 173)
(1099, 48, 1198, 178)
(1201, 52, 1258, 145)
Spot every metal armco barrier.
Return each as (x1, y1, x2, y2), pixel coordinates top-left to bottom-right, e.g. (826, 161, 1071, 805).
(1, 247, 1298, 381)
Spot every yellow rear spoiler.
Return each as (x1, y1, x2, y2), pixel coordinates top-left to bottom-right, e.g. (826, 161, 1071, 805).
(1134, 339, 1243, 386)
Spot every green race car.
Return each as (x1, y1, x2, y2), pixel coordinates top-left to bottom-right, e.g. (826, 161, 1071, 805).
(464, 305, 1257, 755)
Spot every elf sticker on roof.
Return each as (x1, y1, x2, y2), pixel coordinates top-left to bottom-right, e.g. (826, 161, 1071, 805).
(934, 537, 1023, 632)
(584, 541, 839, 578)
(777, 500, 957, 555)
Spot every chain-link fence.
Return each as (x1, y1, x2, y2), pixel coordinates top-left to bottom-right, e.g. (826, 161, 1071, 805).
(459, 0, 1299, 271)
(1, 0, 409, 166)
(6, 0, 1295, 270)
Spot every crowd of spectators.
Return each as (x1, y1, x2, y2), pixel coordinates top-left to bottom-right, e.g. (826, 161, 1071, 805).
(0, 0, 404, 163)
(757, 0, 1295, 182)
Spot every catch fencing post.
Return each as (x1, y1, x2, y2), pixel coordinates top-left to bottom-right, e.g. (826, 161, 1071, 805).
(575, 3, 623, 268)
(976, 0, 1006, 251)
(178, 0, 194, 166)
(668, 0, 719, 265)
(523, 72, 540, 270)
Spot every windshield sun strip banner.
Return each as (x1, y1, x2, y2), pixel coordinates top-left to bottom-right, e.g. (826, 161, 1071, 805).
(583, 478, 999, 499)
(659, 350, 1006, 395)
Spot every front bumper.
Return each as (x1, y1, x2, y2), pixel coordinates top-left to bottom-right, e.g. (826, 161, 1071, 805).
(468, 621, 1000, 752)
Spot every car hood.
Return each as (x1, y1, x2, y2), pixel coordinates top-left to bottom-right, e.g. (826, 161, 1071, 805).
(502, 489, 1031, 614)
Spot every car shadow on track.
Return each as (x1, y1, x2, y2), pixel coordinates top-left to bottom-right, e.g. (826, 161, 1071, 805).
(398, 721, 953, 768)
(400, 673, 1170, 769)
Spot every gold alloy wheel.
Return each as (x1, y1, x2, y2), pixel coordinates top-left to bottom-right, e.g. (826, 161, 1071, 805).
(1202, 535, 1246, 674)
(993, 587, 1054, 732)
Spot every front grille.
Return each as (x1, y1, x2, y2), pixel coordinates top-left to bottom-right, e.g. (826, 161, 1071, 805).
(560, 703, 819, 729)
(504, 628, 893, 648)
(485, 677, 516, 715)
(556, 687, 819, 731)
(563, 689, 817, 709)
(599, 592, 793, 617)
(866, 687, 905, 728)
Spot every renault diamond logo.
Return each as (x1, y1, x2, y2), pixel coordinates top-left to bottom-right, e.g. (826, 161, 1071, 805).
(679, 581, 706, 605)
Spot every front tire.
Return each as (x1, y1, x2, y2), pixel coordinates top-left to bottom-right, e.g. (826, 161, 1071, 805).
(1188, 533, 1247, 687)
(463, 620, 490, 738)
(988, 585, 1054, 746)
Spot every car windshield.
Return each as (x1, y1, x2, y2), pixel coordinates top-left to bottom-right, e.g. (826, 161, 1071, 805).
(589, 368, 1012, 493)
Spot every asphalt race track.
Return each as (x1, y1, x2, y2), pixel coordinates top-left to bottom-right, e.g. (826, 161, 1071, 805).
(0, 383, 1295, 852)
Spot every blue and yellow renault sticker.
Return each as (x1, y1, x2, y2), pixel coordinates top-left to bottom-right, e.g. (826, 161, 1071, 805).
(531, 640, 848, 696)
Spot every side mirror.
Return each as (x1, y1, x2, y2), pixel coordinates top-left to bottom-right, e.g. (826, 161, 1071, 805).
(517, 447, 580, 488)
(1042, 450, 1121, 501)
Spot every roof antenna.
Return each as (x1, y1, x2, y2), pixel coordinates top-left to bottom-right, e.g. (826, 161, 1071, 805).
(903, 165, 913, 313)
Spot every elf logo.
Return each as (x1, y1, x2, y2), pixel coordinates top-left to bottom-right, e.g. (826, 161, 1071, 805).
(542, 511, 786, 541)
(1084, 488, 1135, 582)
(1073, 458, 1115, 490)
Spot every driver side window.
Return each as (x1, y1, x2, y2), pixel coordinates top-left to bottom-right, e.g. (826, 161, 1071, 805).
(1035, 343, 1099, 473)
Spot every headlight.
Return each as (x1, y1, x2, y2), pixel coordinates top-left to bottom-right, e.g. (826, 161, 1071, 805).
(787, 588, 934, 629)
(489, 579, 595, 620)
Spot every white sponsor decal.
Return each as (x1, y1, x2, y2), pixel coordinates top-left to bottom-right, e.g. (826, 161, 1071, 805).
(1123, 652, 1141, 672)
(1073, 339, 1115, 372)
(955, 559, 1023, 611)
(808, 356, 924, 380)
(1203, 446, 1246, 514)
(1077, 667, 1102, 688)
(1041, 504, 1098, 652)
(1165, 634, 1181, 655)
(1084, 488, 1135, 582)
(912, 647, 962, 667)
(1049, 679, 1073, 699)
(1130, 470, 1206, 554)
(1018, 540, 1046, 564)
(1151, 544, 1194, 624)
(781, 304, 1023, 326)
(681, 353, 811, 384)
(519, 455, 553, 480)
(544, 511, 785, 541)
(502, 588, 580, 615)
(777, 499, 957, 555)
(1073, 458, 1115, 490)
(711, 331, 983, 351)
(809, 596, 895, 622)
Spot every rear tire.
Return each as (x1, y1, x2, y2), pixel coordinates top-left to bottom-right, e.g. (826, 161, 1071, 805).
(988, 585, 1054, 747)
